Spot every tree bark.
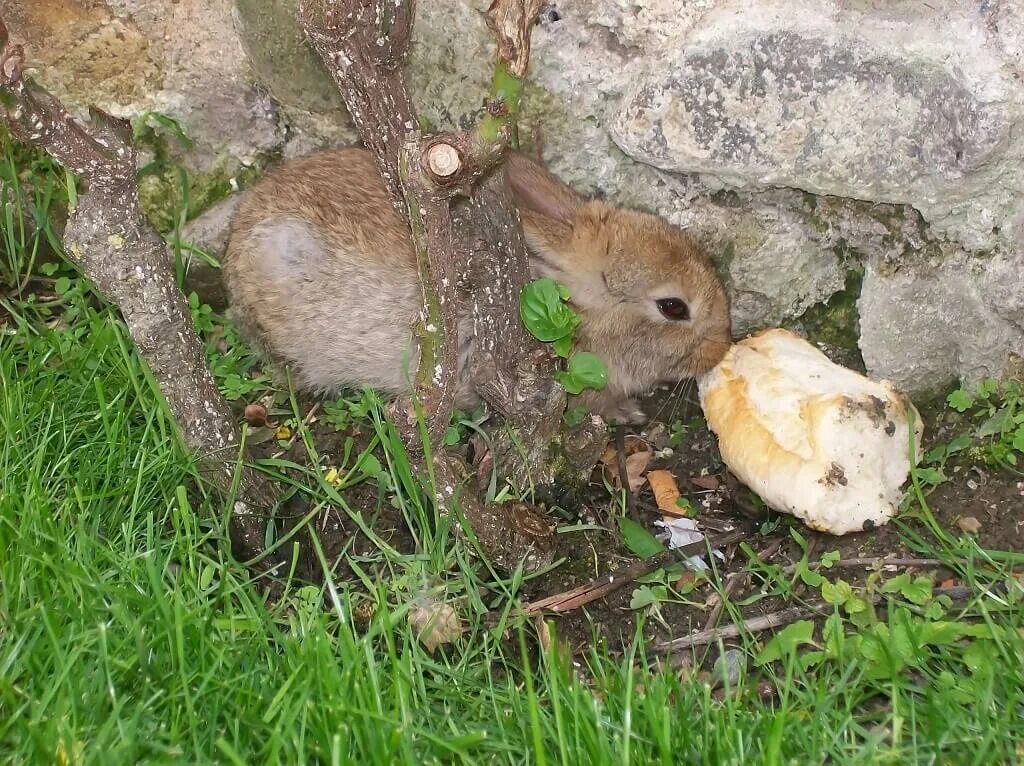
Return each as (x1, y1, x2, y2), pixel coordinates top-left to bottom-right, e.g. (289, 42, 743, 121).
(299, 0, 607, 571)
(0, 21, 274, 563)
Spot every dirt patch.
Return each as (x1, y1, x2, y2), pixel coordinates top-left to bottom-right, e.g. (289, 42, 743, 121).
(243, 379, 1024, 662)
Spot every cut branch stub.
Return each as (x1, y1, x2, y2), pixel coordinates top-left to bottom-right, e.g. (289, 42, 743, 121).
(420, 133, 508, 195)
(425, 141, 461, 181)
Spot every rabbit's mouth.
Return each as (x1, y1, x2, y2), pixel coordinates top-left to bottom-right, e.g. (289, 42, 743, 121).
(686, 335, 732, 379)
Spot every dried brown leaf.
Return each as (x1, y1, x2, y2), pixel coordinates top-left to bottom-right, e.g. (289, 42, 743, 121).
(624, 449, 651, 493)
(675, 570, 698, 591)
(648, 470, 683, 515)
(690, 475, 721, 491)
(599, 443, 618, 466)
(409, 598, 463, 653)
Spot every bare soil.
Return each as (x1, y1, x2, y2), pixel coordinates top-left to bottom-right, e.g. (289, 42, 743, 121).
(247, 360, 1024, 665)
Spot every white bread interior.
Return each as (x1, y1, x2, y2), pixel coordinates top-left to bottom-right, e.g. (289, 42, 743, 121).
(698, 329, 923, 535)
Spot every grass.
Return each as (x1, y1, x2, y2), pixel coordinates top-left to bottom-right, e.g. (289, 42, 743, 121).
(2, 135, 1024, 764)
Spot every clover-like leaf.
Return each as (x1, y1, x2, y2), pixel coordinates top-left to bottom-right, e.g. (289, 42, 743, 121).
(946, 389, 974, 412)
(554, 351, 608, 395)
(520, 278, 580, 343)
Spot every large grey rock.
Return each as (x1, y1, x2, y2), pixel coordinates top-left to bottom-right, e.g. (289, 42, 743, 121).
(858, 249, 1024, 393)
(610, 0, 1024, 253)
(1, 0, 283, 170)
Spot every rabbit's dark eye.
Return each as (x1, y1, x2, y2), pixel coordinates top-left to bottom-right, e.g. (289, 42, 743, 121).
(656, 298, 690, 321)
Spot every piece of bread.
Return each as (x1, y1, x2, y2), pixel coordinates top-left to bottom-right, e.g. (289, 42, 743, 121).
(698, 329, 923, 535)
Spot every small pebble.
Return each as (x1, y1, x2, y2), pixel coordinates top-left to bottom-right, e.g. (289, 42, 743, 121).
(244, 403, 268, 427)
(711, 648, 746, 689)
(957, 516, 982, 534)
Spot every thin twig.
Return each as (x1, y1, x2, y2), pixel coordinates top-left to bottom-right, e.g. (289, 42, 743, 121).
(507, 530, 746, 618)
(781, 556, 944, 577)
(702, 571, 747, 632)
(654, 585, 976, 657)
(702, 537, 785, 632)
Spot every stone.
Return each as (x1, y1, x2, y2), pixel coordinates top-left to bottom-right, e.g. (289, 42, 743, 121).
(175, 195, 243, 311)
(610, 0, 1024, 253)
(8, 0, 1024, 396)
(232, 0, 358, 155)
(858, 248, 1024, 394)
(181, 194, 242, 261)
(1, 0, 283, 170)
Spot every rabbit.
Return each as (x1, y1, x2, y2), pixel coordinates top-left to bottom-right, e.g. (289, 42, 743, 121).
(222, 147, 733, 424)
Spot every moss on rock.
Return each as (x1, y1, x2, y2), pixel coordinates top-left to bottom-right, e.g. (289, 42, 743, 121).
(789, 269, 864, 351)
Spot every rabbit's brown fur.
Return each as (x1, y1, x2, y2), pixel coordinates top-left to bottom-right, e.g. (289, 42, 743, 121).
(223, 147, 732, 423)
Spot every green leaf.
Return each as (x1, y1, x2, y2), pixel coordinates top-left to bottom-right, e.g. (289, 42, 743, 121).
(945, 434, 973, 455)
(520, 278, 579, 343)
(844, 596, 870, 615)
(822, 579, 853, 605)
(554, 352, 608, 395)
(1012, 426, 1024, 453)
(904, 575, 934, 605)
(40, 261, 59, 276)
(923, 600, 946, 620)
(822, 612, 845, 658)
(199, 563, 216, 590)
(858, 625, 887, 666)
(914, 466, 945, 486)
(888, 616, 917, 668)
(795, 560, 824, 588)
(755, 620, 816, 665)
(977, 409, 1010, 437)
(799, 651, 825, 671)
(54, 276, 71, 295)
(917, 621, 968, 646)
(849, 605, 874, 628)
(976, 378, 998, 399)
(133, 110, 194, 148)
(356, 453, 383, 478)
(636, 568, 666, 585)
(675, 496, 696, 516)
(962, 641, 991, 674)
(629, 585, 667, 610)
(819, 551, 840, 569)
(946, 388, 974, 412)
(552, 335, 573, 359)
(442, 426, 462, 446)
(618, 516, 666, 558)
(881, 573, 933, 605)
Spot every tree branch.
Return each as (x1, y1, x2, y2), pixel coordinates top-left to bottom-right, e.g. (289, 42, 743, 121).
(298, 0, 607, 572)
(0, 20, 275, 562)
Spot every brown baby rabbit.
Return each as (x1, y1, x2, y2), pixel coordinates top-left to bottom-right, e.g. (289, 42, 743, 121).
(222, 148, 732, 424)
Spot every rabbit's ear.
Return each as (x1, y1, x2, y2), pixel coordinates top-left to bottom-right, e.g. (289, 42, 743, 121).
(505, 152, 583, 225)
